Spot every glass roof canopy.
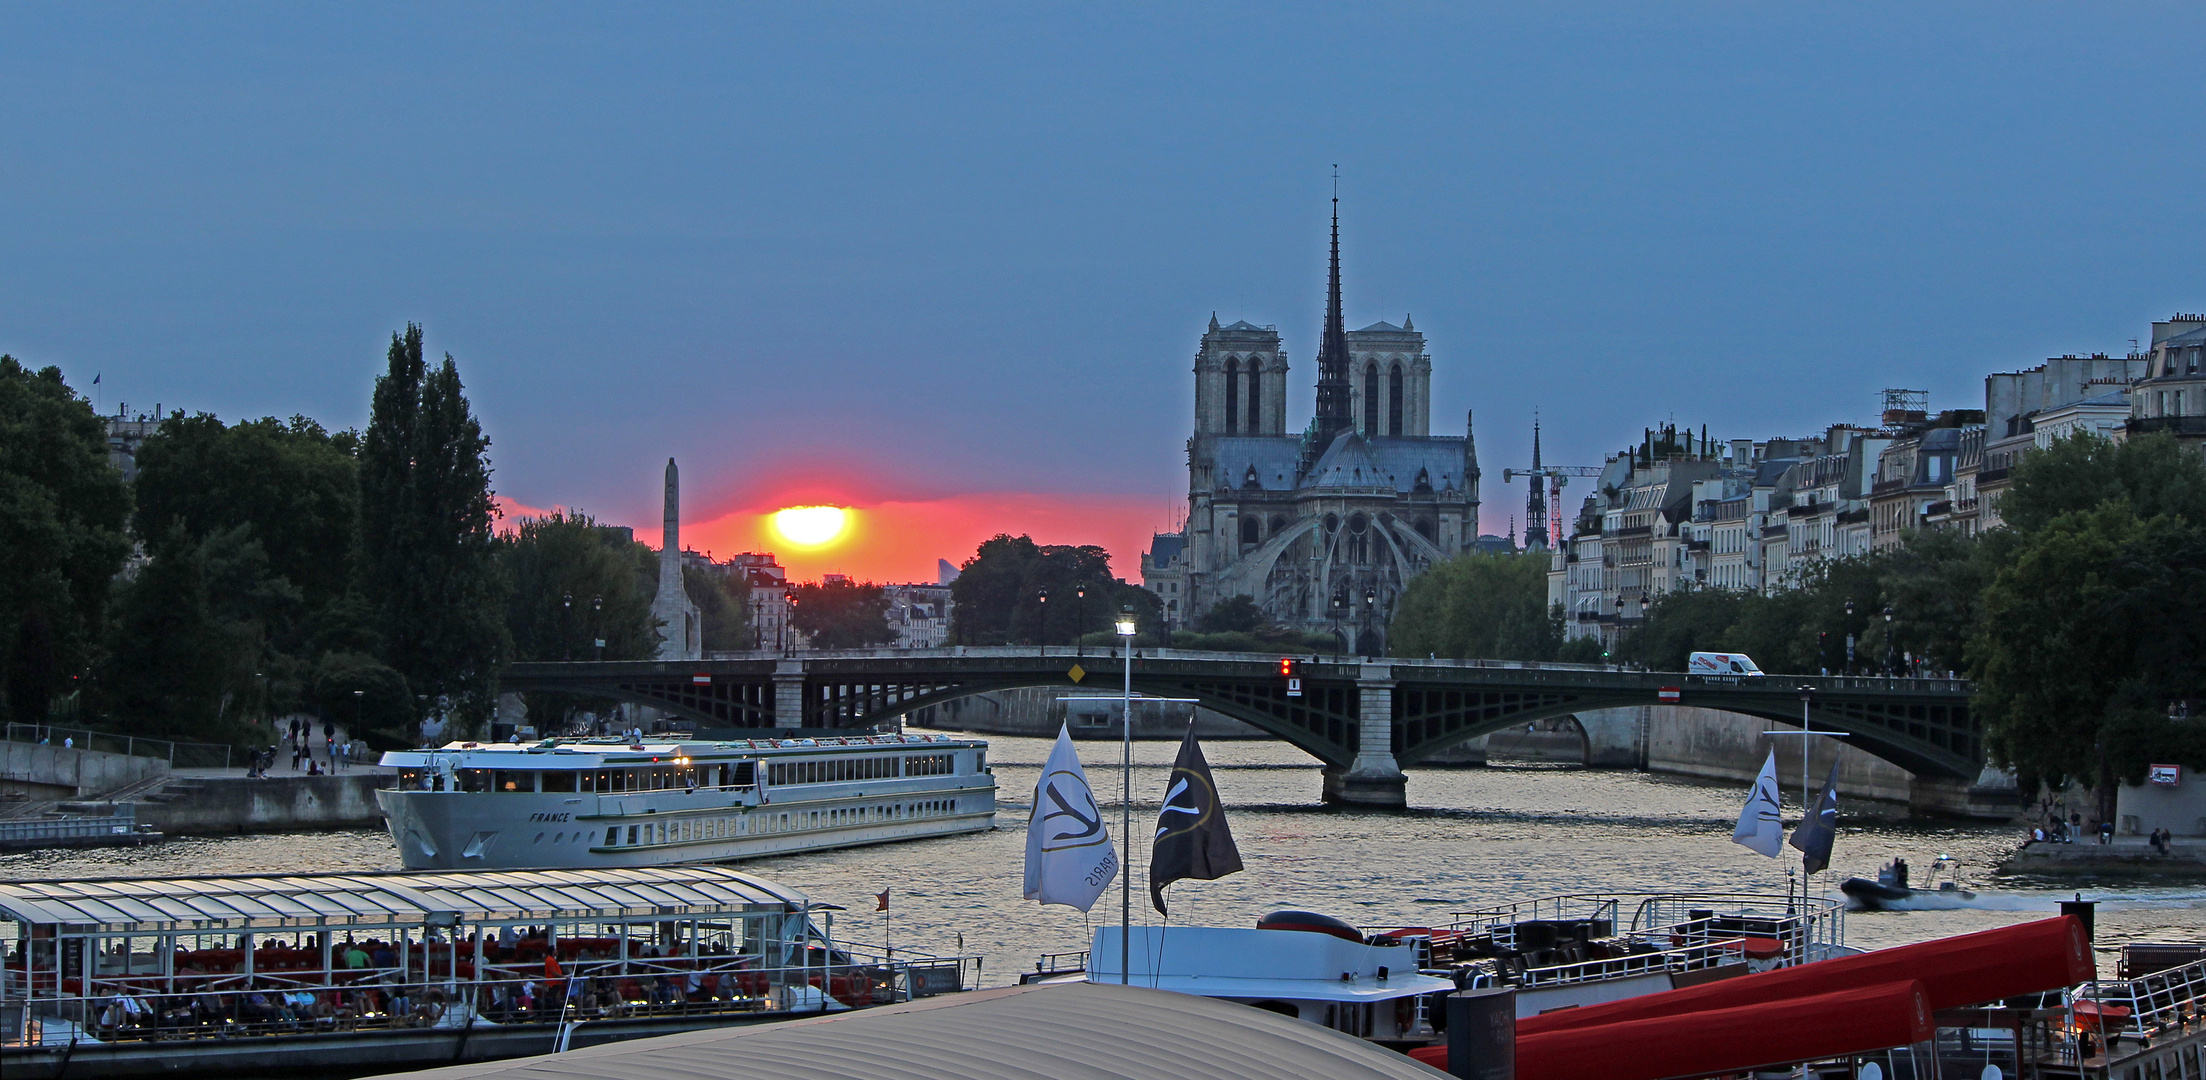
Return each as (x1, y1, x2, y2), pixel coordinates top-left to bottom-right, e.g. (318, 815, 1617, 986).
(0, 865, 811, 930)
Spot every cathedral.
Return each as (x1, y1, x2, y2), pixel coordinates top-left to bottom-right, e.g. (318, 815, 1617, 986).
(1142, 201, 1481, 655)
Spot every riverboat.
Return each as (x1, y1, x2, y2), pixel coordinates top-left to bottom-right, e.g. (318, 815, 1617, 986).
(1028, 891, 1851, 1045)
(0, 865, 980, 1079)
(376, 732, 995, 871)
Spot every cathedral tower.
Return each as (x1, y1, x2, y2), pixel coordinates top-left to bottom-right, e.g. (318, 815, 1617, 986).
(1310, 190, 1355, 444)
(1193, 314, 1289, 436)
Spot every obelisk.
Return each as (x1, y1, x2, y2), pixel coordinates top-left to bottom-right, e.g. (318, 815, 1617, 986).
(652, 458, 702, 661)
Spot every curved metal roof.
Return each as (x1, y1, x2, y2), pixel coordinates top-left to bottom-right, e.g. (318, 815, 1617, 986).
(0, 865, 808, 928)
(382, 981, 1450, 1080)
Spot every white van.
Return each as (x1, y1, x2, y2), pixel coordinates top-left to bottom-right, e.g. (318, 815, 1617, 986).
(1688, 652, 1765, 677)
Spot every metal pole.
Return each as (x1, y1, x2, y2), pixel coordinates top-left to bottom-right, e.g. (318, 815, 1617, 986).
(1121, 632, 1132, 986)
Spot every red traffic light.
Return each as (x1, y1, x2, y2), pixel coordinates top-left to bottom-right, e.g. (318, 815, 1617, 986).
(1278, 657, 1298, 678)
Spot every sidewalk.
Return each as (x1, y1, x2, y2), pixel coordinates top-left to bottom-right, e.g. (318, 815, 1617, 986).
(2000, 833, 2206, 875)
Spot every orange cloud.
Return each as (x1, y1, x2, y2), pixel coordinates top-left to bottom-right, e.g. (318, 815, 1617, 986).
(683, 492, 1170, 584)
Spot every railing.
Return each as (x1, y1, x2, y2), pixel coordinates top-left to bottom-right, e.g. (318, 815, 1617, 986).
(3, 724, 231, 769)
(0, 805, 139, 846)
(1441, 892, 1846, 990)
(2082, 954, 2206, 1041)
(0, 937, 982, 1049)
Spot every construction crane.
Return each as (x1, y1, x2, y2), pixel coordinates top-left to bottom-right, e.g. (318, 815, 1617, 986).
(1501, 418, 1600, 549)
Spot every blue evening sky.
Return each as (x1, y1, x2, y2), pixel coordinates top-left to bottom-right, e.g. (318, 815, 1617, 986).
(5, 4, 2204, 547)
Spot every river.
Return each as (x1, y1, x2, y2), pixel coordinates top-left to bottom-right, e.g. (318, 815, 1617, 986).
(5, 732, 2202, 980)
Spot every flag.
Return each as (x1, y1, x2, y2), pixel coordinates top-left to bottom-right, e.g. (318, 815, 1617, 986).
(1731, 749, 1784, 857)
(92, 373, 101, 385)
(1149, 724, 1243, 914)
(875, 889, 889, 911)
(1788, 760, 1842, 873)
(1023, 724, 1117, 911)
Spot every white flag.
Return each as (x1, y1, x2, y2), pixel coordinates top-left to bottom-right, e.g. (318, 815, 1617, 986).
(1731, 749, 1785, 857)
(1023, 724, 1118, 911)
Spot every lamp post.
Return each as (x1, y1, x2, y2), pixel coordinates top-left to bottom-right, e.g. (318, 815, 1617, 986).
(781, 590, 795, 653)
(1362, 588, 1376, 658)
(1075, 584, 1087, 659)
(562, 593, 573, 661)
(592, 595, 605, 661)
(1037, 587, 1049, 655)
(1113, 604, 1138, 985)
(351, 689, 364, 767)
(1844, 600, 1856, 675)
(1882, 606, 1895, 677)
(1330, 592, 1347, 654)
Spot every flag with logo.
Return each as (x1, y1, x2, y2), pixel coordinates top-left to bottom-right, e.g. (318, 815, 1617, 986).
(1731, 749, 1785, 857)
(1023, 724, 1118, 911)
(1788, 760, 1842, 873)
(1150, 724, 1243, 914)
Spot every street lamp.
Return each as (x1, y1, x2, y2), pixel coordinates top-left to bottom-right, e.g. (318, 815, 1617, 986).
(1113, 604, 1138, 986)
(1037, 587, 1049, 654)
(1882, 606, 1896, 677)
(1362, 588, 1377, 658)
(781, 589, 796, 652)
(1844, 600, 1856, 675)
(1075, 583, 1087, 659)
(351, 689, 364, 767)
(592, 595, 605, 661)
(562, 593, 573, 661)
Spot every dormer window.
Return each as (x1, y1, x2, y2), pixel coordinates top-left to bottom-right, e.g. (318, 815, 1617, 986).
(1243, 465, 1261, 489)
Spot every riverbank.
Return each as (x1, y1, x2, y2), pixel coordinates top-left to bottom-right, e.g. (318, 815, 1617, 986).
(1999, 835, 2206, 877)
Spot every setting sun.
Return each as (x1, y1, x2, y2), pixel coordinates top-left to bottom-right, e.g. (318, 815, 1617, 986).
(771, 505, 849, 546)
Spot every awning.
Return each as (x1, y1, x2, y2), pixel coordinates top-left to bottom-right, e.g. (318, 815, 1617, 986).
(1413, 980, 1932, 1080)
(1516, 915, 2090, 1037)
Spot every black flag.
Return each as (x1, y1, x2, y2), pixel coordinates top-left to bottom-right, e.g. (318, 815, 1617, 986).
(1150, 725, 1243, 913)
(1788, 760, 1842, 874)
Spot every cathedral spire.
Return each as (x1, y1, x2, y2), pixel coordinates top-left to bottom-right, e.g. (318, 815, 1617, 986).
(1525, 413, 1551, 551)
(1312, 168, 1354, 441)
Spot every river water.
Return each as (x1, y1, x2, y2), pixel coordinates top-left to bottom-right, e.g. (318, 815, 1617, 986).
(5, 732, 2203, 980)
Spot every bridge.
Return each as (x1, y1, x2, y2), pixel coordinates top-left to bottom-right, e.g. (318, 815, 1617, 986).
(500, 648, 1977, 808)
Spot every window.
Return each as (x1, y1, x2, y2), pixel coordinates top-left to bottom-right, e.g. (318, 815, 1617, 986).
(1246, 365, 1261, 432)
(1224, 358, 1240, 431)
(605, 827, 619, 846)
(1240, 516, 1259, 545)
(1388, 363, 1404, 436)
(542, 770, 576, 792)
(1362, 364, 1379, 433)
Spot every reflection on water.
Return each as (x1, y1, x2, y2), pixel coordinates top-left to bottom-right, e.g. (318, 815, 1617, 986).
(5, 731, 2203, 980)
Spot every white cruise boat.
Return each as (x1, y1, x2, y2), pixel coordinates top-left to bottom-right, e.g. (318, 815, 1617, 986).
(376, 733, 996, 870)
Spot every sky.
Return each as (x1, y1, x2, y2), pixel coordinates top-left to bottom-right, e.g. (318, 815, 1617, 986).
(7, 4, 2206, 582)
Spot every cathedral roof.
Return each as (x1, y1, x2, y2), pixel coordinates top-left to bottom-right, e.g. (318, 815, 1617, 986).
(1204, 432, 1469, 496)
(1308, 430, 1383, 487)
(1209, 436, 1304, 491)
(1218, 319, 1272, 333)
(1351, 320, 1416, 335)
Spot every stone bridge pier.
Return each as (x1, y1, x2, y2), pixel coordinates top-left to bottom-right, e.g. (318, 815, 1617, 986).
(1322, 664, 1407, 808)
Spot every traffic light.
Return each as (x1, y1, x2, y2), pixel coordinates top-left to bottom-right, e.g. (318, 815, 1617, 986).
(1278, 657, 1298, 679)
(1279, 657, 1303, 698)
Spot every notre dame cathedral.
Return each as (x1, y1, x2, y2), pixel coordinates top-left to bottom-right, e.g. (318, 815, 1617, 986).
(1142, 201, 1481, 655)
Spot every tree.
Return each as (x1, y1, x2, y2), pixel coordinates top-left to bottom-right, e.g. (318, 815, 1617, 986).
(499, 511, 658, 663)
(789, 580, 895, 650)
(0, 357, 132, 723)
(1193, 595, 1265, 634)
(356, 326, 509, 730)
(98, 525, 232, 739)
(948, 534, 1159, 644)
(309, 650, 414, 747)
(2001, 430, 2206, 534)
(686, 566, 752, 652)
(132, 413, 360, 619)
(1387, 552, 1562, 661)
(1972, 503, 2178, 812)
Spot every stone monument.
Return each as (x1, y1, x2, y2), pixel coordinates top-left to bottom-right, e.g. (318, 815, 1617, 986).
(652, 458, 702, 661)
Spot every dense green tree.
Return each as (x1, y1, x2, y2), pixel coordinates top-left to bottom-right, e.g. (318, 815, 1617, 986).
(789, 579, 895, 650)
(500, 511, 658, 663)
(0, 358, 132, 723)
(357, 326, 509, 729)
(686, 566, 752, 652)
(98, 525, 233, 739)
(2000, 431, 2206, 533)
(132, 413, 359, 618)
(948, 534, 1160, 644)
(1194, 595, 1266, 634)
(1387, 552, 1563, 661)
(1972, 503, 2179, 809)
(308, 650, 414, 747)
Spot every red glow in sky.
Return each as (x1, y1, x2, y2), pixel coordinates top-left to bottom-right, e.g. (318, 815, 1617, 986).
(498, 492, 1168, 585)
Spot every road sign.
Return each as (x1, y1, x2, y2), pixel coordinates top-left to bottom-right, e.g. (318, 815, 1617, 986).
(1287, 678, 1302, 698)
(1657, 686, 1680, 703)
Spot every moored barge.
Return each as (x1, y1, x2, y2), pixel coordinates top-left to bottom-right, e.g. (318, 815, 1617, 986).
(0, 865, 979, 1078)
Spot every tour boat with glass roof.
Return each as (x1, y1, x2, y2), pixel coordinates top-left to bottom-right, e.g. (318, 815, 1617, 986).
(375, 733, 995, 871)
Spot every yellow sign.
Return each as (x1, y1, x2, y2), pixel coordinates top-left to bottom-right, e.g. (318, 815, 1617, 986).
(1067, 664, 1086, 683)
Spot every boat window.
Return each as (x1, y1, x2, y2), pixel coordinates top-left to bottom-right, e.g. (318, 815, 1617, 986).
(730, 762, 755, 786)
(542, 771, 577, 792)
(457, 769, 492, 793)
(627, 825, 639, 845)
(605, 827, 619, 847)
(494, 770, 534, 793)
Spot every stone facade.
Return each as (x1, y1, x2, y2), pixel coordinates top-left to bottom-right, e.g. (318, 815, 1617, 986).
(650, 458, 702, 661)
